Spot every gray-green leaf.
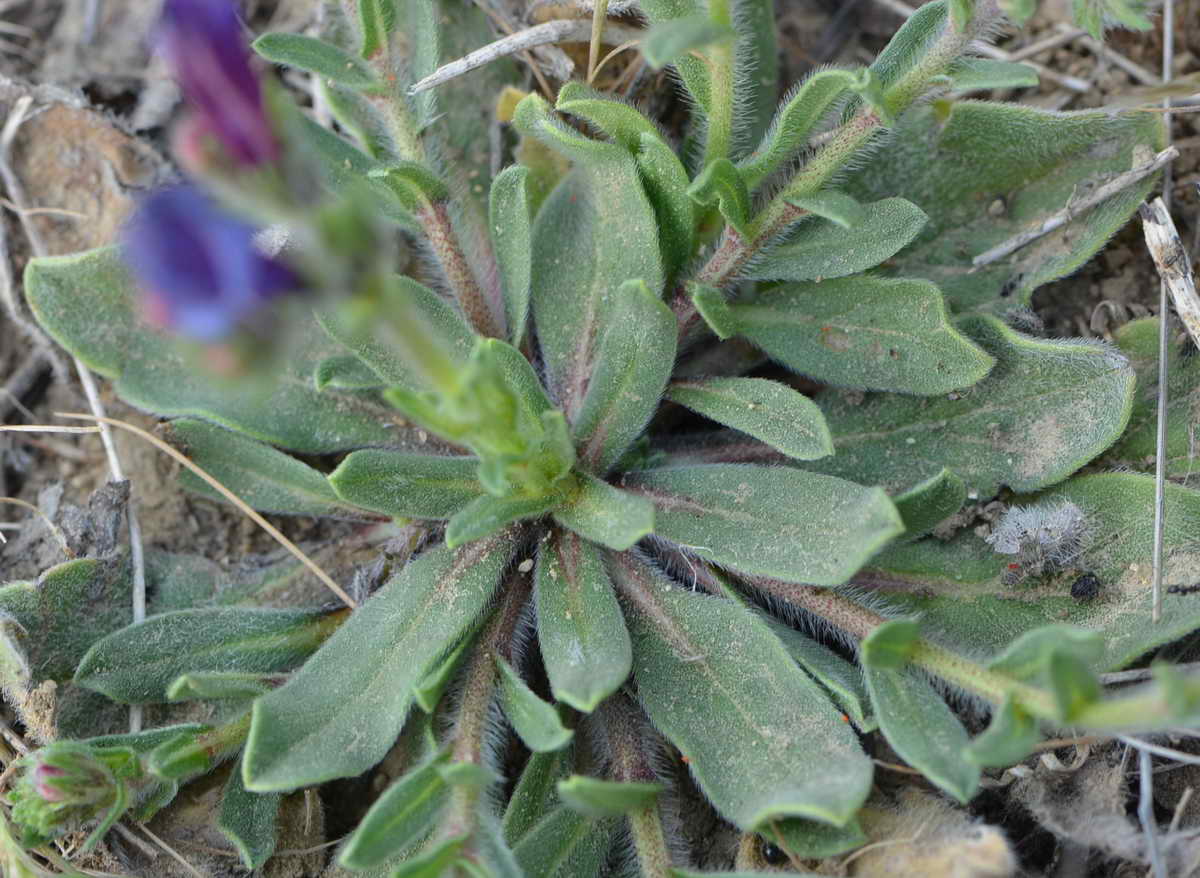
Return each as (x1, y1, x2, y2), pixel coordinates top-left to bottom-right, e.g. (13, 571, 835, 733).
(75, 608, 332, 704)
(616, 560, 873, 828)
(536, 530, 632, 713)
(338, 753, 449, 870)
(863, 665, 980, 803)
(252, 33, 378, 89)
(490, 166, 533, 347)
(495, 656, 573, 753)
(622, 464, 903, 584)
(806, 316, 1135, 495)
(574, 279, 677, 475)
(746, 198, 927, 282)
(730, 275, 993, 395)
(243, 537, 511, 791)
(328, 451, 482, 520)
(518, 94, 664, 417)
(167, 419, 358, 517)
(25, 248, 407, 452)
(666, 377, 833, 460)
(217, 758, 282, 870)
(844, 102, 1163, 310)
(553, 474, 654, 552)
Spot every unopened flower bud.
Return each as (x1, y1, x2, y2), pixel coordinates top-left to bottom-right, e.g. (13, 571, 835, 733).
(7, 744, 124, 847)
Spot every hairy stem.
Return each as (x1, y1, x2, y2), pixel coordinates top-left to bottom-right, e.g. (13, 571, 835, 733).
(754, 582, 1058, 718)
(701, 0, 735, 168)
(439, 570, 532, 840)
(417, 201, 504, 338)
(601, 697, 672, 878)
(678, 0, 1004, 343)
(361, 23, 504, 340)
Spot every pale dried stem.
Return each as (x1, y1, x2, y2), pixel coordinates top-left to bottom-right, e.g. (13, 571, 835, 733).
(973, 146, 1178, 267)
(1151, 0, 1179, 628)
(411, 19, 643, 95)
(588, 0, 610, 82)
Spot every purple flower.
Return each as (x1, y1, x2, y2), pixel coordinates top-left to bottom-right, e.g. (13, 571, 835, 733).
(124, 186, 298, 340)
(158, 0, 277, 166)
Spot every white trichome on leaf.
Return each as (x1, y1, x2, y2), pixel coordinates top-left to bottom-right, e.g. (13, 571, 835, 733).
(986, 500, 1090, 583)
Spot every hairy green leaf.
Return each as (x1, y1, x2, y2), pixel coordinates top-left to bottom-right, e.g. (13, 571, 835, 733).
(329, 451, 482, 520)
(949, 58, 1038, 91)
(414, 630, 477, 712)
(667, 377, 833, 461)
(893, 468, 966, 539)
(253, 33, 378, 88)
(553, 474, 654, 551)
(25, 248, 408, 452)
(844, 102, 1163, 310)
(759, 817, 867, 859)
(872, 474, 1200, 673)
(622, 464, 903, 584)
(860, 619, 920, 670)
(642, 15, 734, 69)
(807, 316, 1134, 494)
(788, 190, 866, 228)
(489, 166, 533, 347)
(554, 83, 694, 279)
(75, 608, 332, 704)
(636, 132, 697, 280)
(368, 163, 449, 213)
(291, 115, 417, 228)
(1111, 318, 1200, 476)
(1048, 651, 1102, 720)
(987, 625, 1105, 682)
(730, 276, 993, 395)
(517, 94, 664, 416)
(314, 353, 387, 390)
(769, 625, 875, 731)
(217, 759, 281, 870)
(445, 493, 559, 548)
(243, 537, 510, 791)
(536, 531, 632, 712)
(339, 753, 449, 870)
(556, 776, 662, 817)
(167, 671, 280, 701)
(740, 68, 865, 189)
(503, 749, 573, 844)
(863, 665, 980, 802)
(688, 158, 751, 237)
(167, 419, 356, 517)
(1074, 0, 1152, 38)
(495, 656, 573, 752)
(315, 274, 476, 394)
(574, 279, 677, 475)
(964, 695, 1040, 768)
(746, 197, 927, 283)
(616, 558, 873, 828)
(513, 806, 614, 878)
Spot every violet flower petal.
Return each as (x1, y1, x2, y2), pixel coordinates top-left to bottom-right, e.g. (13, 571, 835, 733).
(158, 0, 277, 166)
(124, 186, 298, 340)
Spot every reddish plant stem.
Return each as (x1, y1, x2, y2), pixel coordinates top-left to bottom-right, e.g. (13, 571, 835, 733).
(418, 201, 504, 339)
(600, 697, 672, 878)
(438, 565, 532, 845)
